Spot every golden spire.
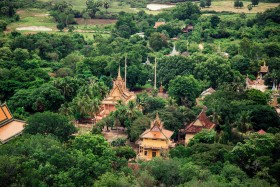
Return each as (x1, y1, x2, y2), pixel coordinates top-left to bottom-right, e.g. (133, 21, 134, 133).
(117, 65, 121, 79)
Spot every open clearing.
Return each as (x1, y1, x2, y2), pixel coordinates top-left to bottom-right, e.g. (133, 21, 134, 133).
(202, 2, 280, 13)
(147, 3, 175, 11)
(7, 9, 56, 32)
(75, 18, 117, 25)
(16, 26, 52, 31)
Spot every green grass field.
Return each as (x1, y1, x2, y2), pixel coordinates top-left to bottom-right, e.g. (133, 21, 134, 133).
(5, 0, 279, 37)
(202, 1, 279, 13)
(7, 9, 56, 32)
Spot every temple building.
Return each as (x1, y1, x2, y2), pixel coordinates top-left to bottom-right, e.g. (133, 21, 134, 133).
(100, 67, 136, 117)
(0, 103, 25, 144)
(185, 109, 216, 145)
(137, 114, 175, 160)
(259, 61, 269, 78)
(246, 62, 269, 92)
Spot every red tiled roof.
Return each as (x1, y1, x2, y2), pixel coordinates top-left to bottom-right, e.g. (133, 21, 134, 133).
(185, 110, 216, 134)
(257, 129, 266, 135)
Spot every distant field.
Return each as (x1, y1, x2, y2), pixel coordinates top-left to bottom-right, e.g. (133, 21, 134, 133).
(6, 9, 56, 32)
(201, 1, 280, 13)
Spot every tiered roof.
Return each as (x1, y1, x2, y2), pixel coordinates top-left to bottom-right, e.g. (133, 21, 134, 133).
(0, 103, 25, 143)
(260, 62, 269, 73)
(140, 113, 173, 140)
(102, 67, 136, 106)
(185, 110, 216, 134)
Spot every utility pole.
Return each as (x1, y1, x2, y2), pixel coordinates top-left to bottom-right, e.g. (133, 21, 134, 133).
(125, 54, 127, 88)
(154, 58, 157, 90)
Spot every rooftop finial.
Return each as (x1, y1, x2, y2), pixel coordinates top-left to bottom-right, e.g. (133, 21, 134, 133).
(156, 112, 160, 120)
(117, 65, 121, 79)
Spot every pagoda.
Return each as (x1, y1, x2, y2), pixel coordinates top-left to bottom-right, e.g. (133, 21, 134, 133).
(136, 114, 175, 160)
(100, 66, 136, 117)
(0, 103, 25, 143)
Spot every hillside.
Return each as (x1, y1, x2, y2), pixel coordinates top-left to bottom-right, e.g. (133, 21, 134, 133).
(0, 0, 280, 186)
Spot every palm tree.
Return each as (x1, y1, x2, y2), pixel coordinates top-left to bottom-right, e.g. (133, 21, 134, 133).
(89, 98, 101, 124)
(235, 111, 252, 133)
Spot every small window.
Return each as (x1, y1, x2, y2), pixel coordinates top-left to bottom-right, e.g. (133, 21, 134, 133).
(152, 151, 157, 157)
(144, 151, 148, 156)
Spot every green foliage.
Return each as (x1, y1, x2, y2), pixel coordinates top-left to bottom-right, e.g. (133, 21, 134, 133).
(149, 32, 168, 51)
(94, 172, 136, 187)
(114, 146, 136, 160)
(172, 2, 201, 21)
(157, 55, 195, 89)
(111, 137, 127, 147)
(130, 116, 150, 142)
(0, 20, 8, 32)
(234, 0, 244, 8)
(189, 130, 217, 146)
(9, 83, 64, 113)
(25, 111, 77, 141)
(168, 75, 201, 106)
(246, 89, 268, 105)
(252, 0, 260, 6)
(231, 133, 276, 175)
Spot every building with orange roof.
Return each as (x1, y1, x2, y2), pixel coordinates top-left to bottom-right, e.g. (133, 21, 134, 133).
(99, 67, 136, 117)
(185, 109, 216, 144)
(0, 103, 25, 143)
(153, 21, 166, 29)
(136, 114, 175, 160)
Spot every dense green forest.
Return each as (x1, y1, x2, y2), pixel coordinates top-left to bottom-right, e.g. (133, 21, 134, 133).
(0, 0, 280, 186)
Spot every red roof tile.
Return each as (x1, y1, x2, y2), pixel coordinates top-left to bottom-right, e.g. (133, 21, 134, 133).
(185, 110, 216, 134)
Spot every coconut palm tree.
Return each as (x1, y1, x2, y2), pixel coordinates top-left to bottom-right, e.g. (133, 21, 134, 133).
(235, 111, 252, 133)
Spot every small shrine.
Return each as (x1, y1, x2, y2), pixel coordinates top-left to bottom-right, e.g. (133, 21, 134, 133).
(136, 114, 175, 160)
(246, 62, 269, 92)
(100, 67, 136, 117)
(185, 109, 216, 145)
(167, 43, 180, 56)
(0, 103, 25, 143)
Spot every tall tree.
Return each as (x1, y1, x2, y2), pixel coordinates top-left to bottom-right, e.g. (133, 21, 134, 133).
(86, 0, 102, 18)
(168, 75, 201, 106)
(25, 112, 77, 141)
(251, 0, 259, 6)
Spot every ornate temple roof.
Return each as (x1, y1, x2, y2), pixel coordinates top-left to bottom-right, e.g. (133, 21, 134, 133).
(0, 103, 25, 143)
(139, 114, 173, 140)
(102, 66, 136, 105)
(260, 62, 269, 73)
(185, 109, 216, 134)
